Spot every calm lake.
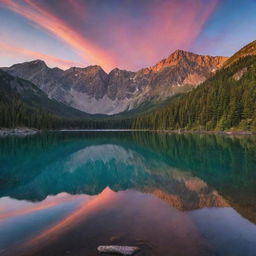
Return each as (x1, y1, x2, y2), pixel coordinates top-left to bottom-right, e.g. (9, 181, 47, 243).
(0, 131, 256, 256)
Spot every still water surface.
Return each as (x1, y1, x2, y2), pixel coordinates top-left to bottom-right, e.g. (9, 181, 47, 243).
(0, 131, 256, 256)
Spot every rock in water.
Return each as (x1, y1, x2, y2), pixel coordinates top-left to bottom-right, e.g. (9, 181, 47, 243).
(97, 245, 140, 255)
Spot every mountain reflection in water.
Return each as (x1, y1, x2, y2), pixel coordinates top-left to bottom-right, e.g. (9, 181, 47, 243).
(0, 131, 256, 256)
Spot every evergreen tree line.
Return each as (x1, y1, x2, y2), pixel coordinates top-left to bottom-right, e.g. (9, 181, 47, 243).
(0, 97, 56, 129)
(132, 56, 256, 131)
(0, 96, 133, 130)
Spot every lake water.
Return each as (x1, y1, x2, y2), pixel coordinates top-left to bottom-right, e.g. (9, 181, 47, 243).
(0, 131, 256, 256)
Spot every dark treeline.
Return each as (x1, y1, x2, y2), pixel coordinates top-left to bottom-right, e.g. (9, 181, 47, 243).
(132, 56, 256, 131)
(0, 98, 56, 129)
(0, 97, 133, 130)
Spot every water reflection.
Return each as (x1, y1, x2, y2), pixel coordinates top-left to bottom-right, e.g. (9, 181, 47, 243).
(0, 133, 229, 210)
(0, 132, 256, 256)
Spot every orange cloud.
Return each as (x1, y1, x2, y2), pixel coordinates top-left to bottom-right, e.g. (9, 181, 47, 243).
(0, 0, 116, 71)
(0, 41, 82, 69)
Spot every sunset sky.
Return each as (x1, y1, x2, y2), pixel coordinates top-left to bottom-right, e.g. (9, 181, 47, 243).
(0, 0, 256, 72)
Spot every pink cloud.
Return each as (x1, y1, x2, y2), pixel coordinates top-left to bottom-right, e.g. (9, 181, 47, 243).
(0, 41, 83, 69)
(0, 0, 117, 71)
(105, 0, 220, 69)
(0, 0, 220, 71)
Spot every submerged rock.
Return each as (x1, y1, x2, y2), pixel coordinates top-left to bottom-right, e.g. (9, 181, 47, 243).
(97, 245, 140, 255)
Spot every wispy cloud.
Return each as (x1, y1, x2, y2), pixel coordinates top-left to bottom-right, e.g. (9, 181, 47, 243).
(0, 41, 82, 69)
(0, 0, 116, 71)
(105, 0, 220, 69)
(0, 0, 220, 71)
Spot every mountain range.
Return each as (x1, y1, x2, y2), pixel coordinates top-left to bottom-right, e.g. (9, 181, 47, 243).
(2, 50, 228, 115)
(0, 40, 256, 130)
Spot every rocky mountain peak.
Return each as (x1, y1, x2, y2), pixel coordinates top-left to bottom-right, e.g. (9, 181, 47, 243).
(148, 50, 228, 73)
(64, 65, 108, 89)
(109, 67, 121, 74)
(171, 49, 189, 57)
(29, 59, 47, 66)
(6, 59, 48, 73)
(109, 67, 134, 76)
(148, 50, 188, 72)
(67, 65, 105, 74)
(84, 65, 104, 72)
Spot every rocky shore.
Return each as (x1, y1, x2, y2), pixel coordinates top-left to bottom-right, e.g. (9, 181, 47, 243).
(152, 129, 256, 136)
(0, 128, 39, 137)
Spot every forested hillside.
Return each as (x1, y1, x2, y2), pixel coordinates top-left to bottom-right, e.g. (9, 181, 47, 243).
(132, 56, 256, 131)
(223, 40, 256, 68)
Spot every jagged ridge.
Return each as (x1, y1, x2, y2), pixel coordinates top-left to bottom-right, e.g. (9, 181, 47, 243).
(2, 50, 228, 115)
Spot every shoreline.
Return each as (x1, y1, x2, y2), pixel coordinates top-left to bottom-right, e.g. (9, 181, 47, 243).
(0, 128, 39, 137)
(58, 129, 256, 135)
(57, 128, 256, 136)
(156, 129, 256, 136)
(0, 127, 255, 137)
(59, 129, 256, 136)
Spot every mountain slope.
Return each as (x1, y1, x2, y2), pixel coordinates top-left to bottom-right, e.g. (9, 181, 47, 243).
(2, 51, 227, 115)
(132, 52, 256, 131)
(0, 69, 136, 129)
(0, 69, 99, 118)
(223, 40, 256, 68)
(0, 69, 106, 128)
